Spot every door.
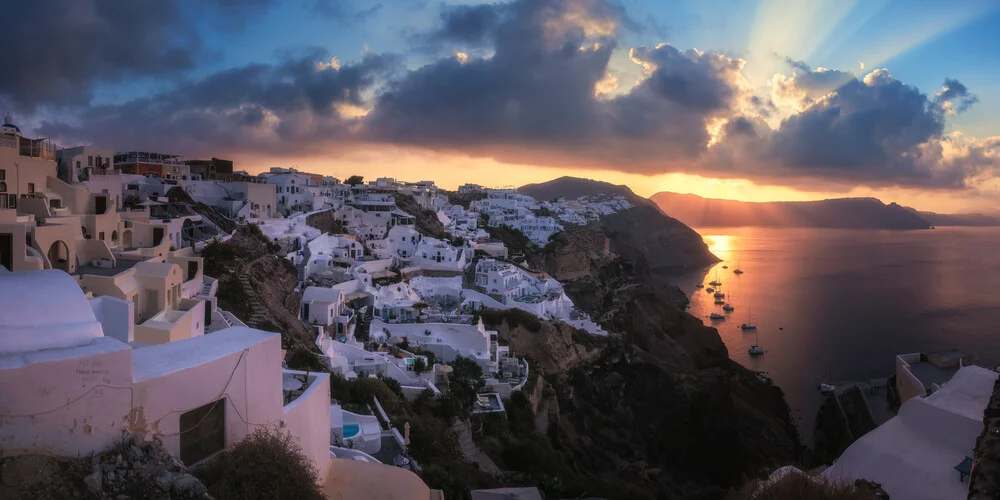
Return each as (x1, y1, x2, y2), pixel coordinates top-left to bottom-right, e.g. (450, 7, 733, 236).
(95, 196, 107, 214)
(153, 227, 165, 245)
(0, 233, 12, 271)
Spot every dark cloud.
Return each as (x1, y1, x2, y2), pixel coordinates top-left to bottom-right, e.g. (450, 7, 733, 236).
(0, 0, 280, 112)
(38, 50, 398, 155)
(366, 0, 744, 171)
(10, 0, 998, 194)
(425, 3, 510, 47)
(311, 0, 384, 22)
(934, 78, 979, 114)
(703, 70, 988, 188)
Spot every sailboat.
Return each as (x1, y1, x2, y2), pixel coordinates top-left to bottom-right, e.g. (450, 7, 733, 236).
(708, 269, 722, 287)
(709, 312, 725, 320)
(723, 290, 734, 311)
(733, 260, 744, 274)
(748, 329, 764, 356)
(740, 307, 756, 330)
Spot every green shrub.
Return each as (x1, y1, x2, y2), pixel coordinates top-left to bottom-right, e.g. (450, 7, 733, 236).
(193, 427, 324, 500)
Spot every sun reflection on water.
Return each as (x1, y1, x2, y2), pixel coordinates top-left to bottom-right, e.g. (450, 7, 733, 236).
(704, 234, 734, 258)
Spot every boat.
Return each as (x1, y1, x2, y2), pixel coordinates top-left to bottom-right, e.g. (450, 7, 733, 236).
(708, 270, 722, 287)
(709, 312, 725, 320)
(714, 298, 725, 305)
(695, 283, 704, 289)
(706, 287, 715, 293)
(748, 330, 764, 356)
(722, 265, 728, 269)
(713, 291, 725, 298)
(733, 260, 744, 274)
(723, 303, 734, 312)
(740, 307, 756, 330)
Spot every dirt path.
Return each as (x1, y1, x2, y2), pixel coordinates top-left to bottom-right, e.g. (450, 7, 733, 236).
(451, 419, 501, 477)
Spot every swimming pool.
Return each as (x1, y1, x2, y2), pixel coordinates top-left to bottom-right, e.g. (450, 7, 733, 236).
(342, 423, 360, 439)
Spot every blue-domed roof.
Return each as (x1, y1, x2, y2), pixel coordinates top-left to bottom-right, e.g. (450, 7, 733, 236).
(1, 123, 20, 132)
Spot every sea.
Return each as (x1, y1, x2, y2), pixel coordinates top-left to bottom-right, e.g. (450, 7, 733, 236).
(668, 226, 1000, 444)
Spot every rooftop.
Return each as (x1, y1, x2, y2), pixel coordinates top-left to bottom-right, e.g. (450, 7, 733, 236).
(824, 365, 998, 500)
(0, 270, 104, 356)
(133, 326, 277, 382)
(76, 258, 144, 277)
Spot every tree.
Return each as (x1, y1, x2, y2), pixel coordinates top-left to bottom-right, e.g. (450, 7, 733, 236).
(413, 357, 428, 375)
(413, 301, 430, 320)
(345, 175, 364, 186)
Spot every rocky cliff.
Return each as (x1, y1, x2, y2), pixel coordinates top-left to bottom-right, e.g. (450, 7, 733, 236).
(473, 179, 801, 498)
(520, 176, 719, 276)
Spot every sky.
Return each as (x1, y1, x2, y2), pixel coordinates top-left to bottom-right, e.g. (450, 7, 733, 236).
(3, 0, 1000, 213)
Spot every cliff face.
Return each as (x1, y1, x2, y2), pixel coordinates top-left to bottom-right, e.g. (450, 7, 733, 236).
(520, 176, 719, 275)
(481, 213, 801, 497)
(651, 191, 933, 230)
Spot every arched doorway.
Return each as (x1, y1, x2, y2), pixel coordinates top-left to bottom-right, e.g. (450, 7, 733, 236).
(111, 230, 119, 247)
(47, 240, 70, 272)
(122, 230, 133, 248)
(266, 204, 271, 218)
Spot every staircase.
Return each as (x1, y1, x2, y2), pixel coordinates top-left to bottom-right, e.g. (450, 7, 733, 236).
(239, 255, 270, 328)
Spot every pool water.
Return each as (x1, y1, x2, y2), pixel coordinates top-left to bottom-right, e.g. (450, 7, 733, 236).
(342, 424, 360, 438)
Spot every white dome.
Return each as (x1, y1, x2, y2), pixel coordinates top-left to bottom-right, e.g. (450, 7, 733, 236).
(0, 270, 104, 355)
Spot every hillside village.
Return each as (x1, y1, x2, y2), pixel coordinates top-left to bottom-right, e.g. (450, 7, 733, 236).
(0, 115, 633, 499)
(7, 112, 994, 500)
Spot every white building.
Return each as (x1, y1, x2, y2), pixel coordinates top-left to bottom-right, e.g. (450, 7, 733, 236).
(0, 269, 332, 481)
(377, 225, 468, 273)
(300, 286, 353, 336)
(511, 215, 562, 246)
(473, 258, 575, 320)
(57, 145, 115, 183)
(302, 234, 364, 277)
(266, 172, 315, 215)
(824, 365, 998, 500)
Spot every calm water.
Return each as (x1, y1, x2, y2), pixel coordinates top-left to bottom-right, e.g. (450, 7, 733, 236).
(670, 226, 1000, 443)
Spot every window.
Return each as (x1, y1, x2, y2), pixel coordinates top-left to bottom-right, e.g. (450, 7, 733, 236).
(76, 160, 81, 169)
(0, 169, 4, 180)
(98, 232, 104, 241)
(179, 398, 226, 465)
(88, 156, 93, 167)
(27, 183, 34, 194)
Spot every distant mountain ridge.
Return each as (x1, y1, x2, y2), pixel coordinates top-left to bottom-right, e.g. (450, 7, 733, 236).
(650, 192, 933, 230)
(903, 207, 1000, 227)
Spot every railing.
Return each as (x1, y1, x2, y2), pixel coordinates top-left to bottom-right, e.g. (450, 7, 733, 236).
(0, 136, 15, 148)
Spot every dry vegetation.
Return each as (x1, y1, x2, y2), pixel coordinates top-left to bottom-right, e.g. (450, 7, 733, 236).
(726, 472, 886, 500)
(192, 427, 325, 500)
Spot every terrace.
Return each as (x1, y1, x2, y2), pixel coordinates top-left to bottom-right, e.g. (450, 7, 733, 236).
(75, 257, 145, 277)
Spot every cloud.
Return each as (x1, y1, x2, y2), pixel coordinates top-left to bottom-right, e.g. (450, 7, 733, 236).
(0, 0, 276, 112)
(38, 50, 398, 155)
(771, 58, 854, 110)
(422, 3, 511, 47)
(704, 70, 993, 189)
(311, 0, 383, 22)
(366, 0, 745, 173)
(934, 78, 979, 115)
(9, 0, 1000, 196)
